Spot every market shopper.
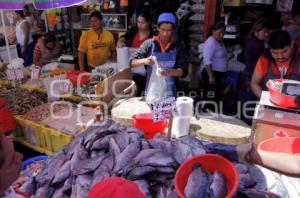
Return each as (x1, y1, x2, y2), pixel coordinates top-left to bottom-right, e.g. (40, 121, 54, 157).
(251, 30, 300, 98)
(0, 133, 24, 197)
(241, 19, 270, 125)
(14, 10, 35, 67)
(130, 13, 188, 98)
(88, 177, 146, 198)
(117, 12, 155, 96)
(78, 11, 115, 71)
(202, 21, 227, 110)
(33, 33, 62, 67)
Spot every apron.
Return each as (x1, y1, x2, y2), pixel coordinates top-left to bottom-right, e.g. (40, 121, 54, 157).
(146, 42, 177, 97)
(262, 54, 300, 90)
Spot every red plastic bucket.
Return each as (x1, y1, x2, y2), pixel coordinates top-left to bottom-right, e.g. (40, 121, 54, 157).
(258, 137, 300, 154)
(266, 79, 299, 109)
(0, 97, 16, 133)
(66, 70, 91, 87)
(174, 154, 239, 198)
(132, 113, 168, 139)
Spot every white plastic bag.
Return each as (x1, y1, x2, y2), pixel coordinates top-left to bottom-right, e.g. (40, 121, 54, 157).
(145, 61, 167, 103)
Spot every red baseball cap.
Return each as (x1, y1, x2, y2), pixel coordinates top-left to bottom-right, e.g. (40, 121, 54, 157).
(88, 177, 146, 198)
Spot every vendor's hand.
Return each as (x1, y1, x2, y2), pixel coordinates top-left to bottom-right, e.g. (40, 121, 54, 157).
(209, 75, 216, 85)
(161, 68, 173, 77)
(117, 38, 126, 48)
(117, 40, 126, 48)
(143, 56, 155, 65)
(236, 143, 253, 164)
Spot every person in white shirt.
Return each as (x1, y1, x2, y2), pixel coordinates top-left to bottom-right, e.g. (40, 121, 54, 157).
(14, 10, 35, 66)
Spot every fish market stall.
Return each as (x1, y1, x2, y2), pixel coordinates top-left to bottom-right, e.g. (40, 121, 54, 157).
(19, 119, 276, 198)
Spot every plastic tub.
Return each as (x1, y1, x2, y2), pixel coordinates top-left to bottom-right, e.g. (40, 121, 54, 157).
(132, 113, 168, 139)
(66, 70, 91, 87)
(175, 154, 239, 198)
(22, 155, 48, 177)
(266, 79, 299, 109)
(258, 137, 300, 154)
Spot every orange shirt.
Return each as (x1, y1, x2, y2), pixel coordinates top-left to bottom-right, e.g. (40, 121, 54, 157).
(253, 50, 300, 77)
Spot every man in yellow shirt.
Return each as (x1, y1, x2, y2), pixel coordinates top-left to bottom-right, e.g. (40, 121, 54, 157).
(78, 11, 115, 71)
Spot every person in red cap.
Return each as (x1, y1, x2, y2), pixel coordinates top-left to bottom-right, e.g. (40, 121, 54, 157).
(0, 97, 16, 135)
(88, 177, 146, 198)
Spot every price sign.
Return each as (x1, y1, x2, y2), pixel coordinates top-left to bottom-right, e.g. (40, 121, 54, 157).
(31, 68, 40, 80)
(149, 97, 177, 122)
(5, 69, 16, 80)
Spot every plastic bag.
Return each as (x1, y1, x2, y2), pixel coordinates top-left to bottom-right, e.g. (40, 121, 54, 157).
(145, 64, 167, 103)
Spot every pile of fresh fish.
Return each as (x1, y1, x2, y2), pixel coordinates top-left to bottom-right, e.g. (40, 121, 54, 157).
(81, 68, 114, 96)
(185, 164, 227, 198)
(21, 119, 277, 198)
(0, 86, 47, 115)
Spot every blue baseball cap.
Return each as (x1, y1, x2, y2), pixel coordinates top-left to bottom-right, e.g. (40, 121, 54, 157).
(157, 13, 176, 26)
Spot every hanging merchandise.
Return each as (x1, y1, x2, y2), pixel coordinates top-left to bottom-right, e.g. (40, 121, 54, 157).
(277, 0, 294, 12)
(120, 0, 128, 13)
(45, 8, 73, 54)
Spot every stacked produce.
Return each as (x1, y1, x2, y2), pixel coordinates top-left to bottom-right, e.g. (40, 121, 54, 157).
(22, 103, 70, 123)
(0, 86, 47, 115)
(21, 119, 276, 198)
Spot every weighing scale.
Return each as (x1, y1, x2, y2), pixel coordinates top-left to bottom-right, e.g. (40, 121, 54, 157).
(252, 88, 300, 145)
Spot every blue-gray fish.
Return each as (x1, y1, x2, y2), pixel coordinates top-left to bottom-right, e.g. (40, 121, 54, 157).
(115, 132, 130, 151)
(248, 165, 267, 191)
(91, 135, 111, 151)
(113, 141, 142, 174)
(210, 171, 227, 198)
(149, 138, 172, 154)
(52, 161, 71, 185)
(71, 152, 106, 175)
(137, 150, 175, 167)
(235, 163, 249, 174)
(134, 180, 152, 198)
(142, 140, 150, 150)
(155, 166, 175, 174)
(171, 142, 193, 164)
(77, 174, 92, 190)
(184, 165, 210, 198)
(51, 187, 64, 198)
(92, 155, 114, 186)
(127, 166, 157, 180)
(239, 173, 256, 189)
(62, 177, 74, 192)
(20, 177, 36, 195)
(109, 137, 121, 159)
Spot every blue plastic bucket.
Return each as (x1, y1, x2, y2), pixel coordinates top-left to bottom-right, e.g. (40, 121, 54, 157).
(22, 155, 48, 177)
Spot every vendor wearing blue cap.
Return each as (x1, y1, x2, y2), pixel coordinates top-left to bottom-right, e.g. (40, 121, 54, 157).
(130, 13, 188, 97)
